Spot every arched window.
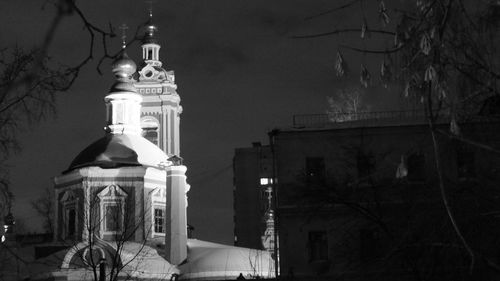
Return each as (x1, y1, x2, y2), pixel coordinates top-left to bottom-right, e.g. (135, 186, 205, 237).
(141, 116, 160, 146)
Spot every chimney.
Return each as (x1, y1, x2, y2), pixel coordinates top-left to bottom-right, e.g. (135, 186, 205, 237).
(165, 165, 189, 264)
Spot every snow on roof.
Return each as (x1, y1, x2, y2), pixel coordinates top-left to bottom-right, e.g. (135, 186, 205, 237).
(179, 239, 275, 280)
(67, 134, 169, 172)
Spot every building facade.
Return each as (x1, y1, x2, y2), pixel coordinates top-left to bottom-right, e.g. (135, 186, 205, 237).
(233, 144, 273, 250)
(234, 113, 500, 280)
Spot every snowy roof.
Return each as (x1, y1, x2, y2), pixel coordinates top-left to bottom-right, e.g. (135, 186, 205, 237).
(67, 134, 169, 172)
(179, 239, 275, 280)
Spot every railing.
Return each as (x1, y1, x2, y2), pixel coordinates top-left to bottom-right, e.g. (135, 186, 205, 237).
(293, 110, 431, 128)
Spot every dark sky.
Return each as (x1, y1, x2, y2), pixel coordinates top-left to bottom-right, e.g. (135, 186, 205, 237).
(4, 0, 401, 244)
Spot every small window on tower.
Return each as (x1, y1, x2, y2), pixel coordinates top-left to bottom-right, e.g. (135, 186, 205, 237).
(147, 49, 153, 60)
(143, 128, 158, 145)
(141, 117, 160, 146)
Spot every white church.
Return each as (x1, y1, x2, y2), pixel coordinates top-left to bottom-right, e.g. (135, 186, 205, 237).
(1, 13, 275, 281)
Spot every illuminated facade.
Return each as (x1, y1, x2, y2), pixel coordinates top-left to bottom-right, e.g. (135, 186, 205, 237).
(0, 13, 275, 281)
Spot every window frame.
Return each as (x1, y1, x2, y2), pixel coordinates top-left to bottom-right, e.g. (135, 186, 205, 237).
(308, 230, 329, 262)
(61, 190, 79, 240)
(98, 185, 128, 237)
(153, 207, 166, 234)
(150, 187, 167, 237)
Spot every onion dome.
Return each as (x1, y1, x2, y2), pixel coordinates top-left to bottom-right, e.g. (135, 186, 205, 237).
(142, 17, 158, 44)
(111, 51, 137, 79)
(109, 51, 137, 93)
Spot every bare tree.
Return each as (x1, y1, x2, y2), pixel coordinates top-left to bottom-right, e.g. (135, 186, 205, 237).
(0, 0, 141, 217)
(293, 0, 500, 275)
(31, 187, 54, 234)
(327, 87, 370, 122)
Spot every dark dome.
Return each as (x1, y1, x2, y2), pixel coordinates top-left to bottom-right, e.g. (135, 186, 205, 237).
(67, 134, 168, 172)
(142, 17, 158, 44)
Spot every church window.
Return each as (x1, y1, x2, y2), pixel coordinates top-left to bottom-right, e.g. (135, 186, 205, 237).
(154, 207, 165, 233)
(67, 208, 76, 236)
(104, 204, 122, 232)
(61, 190, 78, 239)
(98, 185, 128, 237)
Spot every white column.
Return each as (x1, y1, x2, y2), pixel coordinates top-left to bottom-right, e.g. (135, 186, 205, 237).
(165, 165, 188, 265)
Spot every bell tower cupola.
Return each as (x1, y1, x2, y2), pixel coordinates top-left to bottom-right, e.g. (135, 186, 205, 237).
(141, 10, 162, 67)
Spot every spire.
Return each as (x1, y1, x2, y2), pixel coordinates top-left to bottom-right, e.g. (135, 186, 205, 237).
(119, 23, 128, 50)
(143, 1, 158, 45)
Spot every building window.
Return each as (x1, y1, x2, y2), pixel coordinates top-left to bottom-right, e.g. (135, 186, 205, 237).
(98, 185, 128, 237)
(308, 231, 328, 262)
(359, 228, 379, 262)
(147, 49, 153, 60)
(357, 150, 375, 179)
(306, 157, 325, 186)
(154, 207, 165, 233)
(407, 153, 425, 182)
(260, 177, 273, 186)
(456, 144, 475, 179)
(150, 188, 166, 237)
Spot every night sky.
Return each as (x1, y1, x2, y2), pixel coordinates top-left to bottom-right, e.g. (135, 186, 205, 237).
(4, 0, 401, 244)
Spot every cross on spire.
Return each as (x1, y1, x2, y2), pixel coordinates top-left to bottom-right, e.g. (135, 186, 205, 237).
(145, 0, 156, 18)
(119, 23, 129, 49)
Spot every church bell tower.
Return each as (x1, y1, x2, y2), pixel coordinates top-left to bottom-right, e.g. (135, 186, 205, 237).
(134, 12, 182, 157)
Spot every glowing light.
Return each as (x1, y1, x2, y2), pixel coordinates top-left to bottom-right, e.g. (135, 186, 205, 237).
(260, 177, 273, 186)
